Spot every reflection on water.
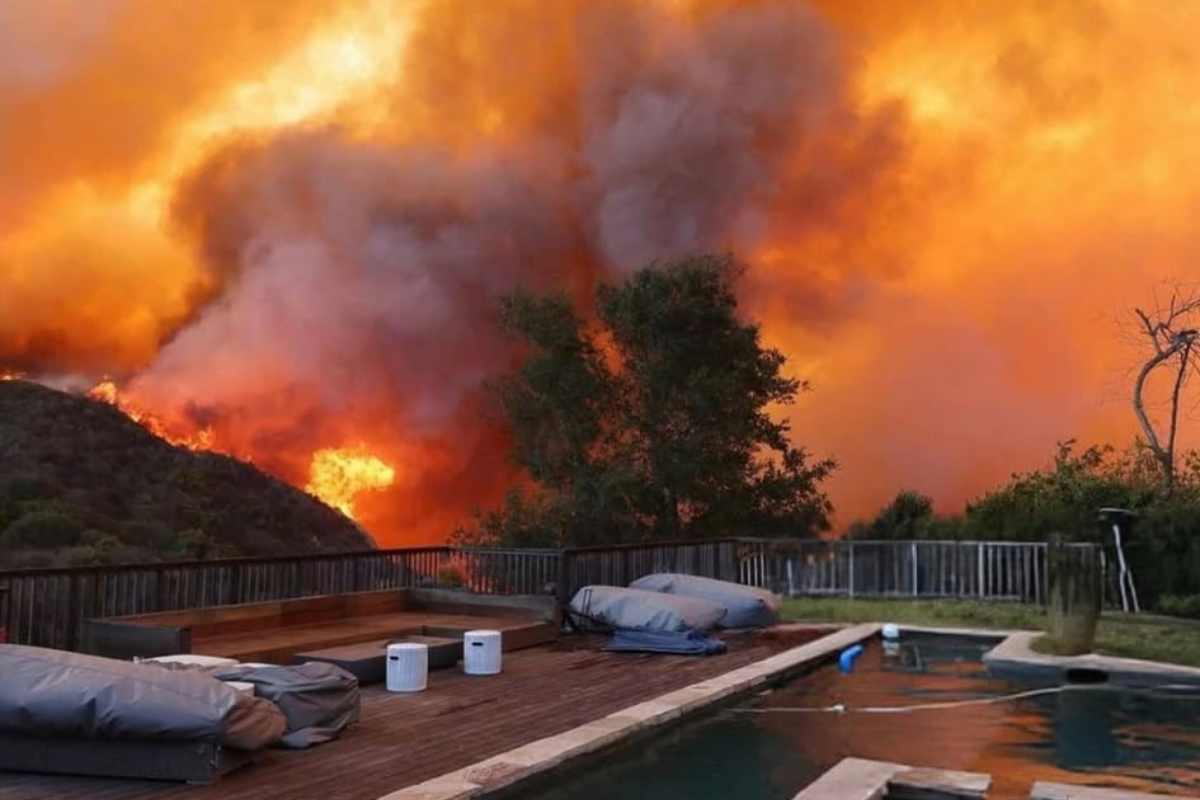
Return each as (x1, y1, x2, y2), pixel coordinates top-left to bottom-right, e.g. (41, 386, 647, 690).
(520, 634, 1200, 800)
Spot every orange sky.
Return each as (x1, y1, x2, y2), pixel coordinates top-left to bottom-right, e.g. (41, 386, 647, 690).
(3, 0, 1199, 542)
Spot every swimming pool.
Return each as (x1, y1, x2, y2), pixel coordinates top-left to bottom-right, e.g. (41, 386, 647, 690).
(516, 633, 1200, 799)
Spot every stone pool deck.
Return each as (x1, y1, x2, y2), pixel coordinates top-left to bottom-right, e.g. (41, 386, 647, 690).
(791, 757, 989, 800)
(792, 759, 1198, 800)
(892, 623, 1200, 687)
(982, 631, 1200, 687)
(1032, 782, 1200, 799)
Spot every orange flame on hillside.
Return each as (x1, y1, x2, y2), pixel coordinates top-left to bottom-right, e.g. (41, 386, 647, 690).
(88, 379, 396, 518)
(305, 448, 396, 520)
(88, 380, 215, 452)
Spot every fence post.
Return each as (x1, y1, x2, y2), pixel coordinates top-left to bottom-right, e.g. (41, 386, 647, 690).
(848, 541, 855, 598)
(977, 542, 984, 598)
(65, 574, 82, 651)
(156, 565, 169, 611)
(911, 542, 919, 596)
(556, 549, 571, 608)
(229, 563, 243, 605)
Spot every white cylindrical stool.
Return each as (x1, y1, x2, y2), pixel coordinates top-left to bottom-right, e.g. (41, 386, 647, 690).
(387, 643, 428, 692)
(463, 630, 502, 676)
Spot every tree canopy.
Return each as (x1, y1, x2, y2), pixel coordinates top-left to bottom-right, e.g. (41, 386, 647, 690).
(461, 255, 834, 547)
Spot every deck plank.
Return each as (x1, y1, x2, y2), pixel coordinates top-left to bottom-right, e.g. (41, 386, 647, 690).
(0, 634, 795, 800)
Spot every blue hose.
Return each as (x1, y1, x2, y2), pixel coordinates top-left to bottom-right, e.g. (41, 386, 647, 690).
(838, 644, 864, 673)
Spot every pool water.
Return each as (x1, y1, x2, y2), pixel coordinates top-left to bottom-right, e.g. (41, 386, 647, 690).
(519, 634, 1200, 800)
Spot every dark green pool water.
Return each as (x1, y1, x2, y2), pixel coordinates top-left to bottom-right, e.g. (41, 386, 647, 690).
(518, 634, 1200, 800)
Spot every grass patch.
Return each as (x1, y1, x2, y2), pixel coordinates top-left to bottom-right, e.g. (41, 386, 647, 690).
(781, 597, 1045, 630)
(781, 597, 1200, 668)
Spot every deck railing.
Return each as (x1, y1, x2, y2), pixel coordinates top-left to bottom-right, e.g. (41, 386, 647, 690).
(0, 546, 553, 651)
(558, 539, 740, 598)
(0, 538, 1058, 651)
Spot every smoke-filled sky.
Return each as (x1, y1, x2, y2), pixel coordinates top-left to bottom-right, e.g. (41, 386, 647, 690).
(2, 0, 1198, 544)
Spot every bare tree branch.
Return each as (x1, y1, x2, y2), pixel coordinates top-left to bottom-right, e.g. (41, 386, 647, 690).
(1130, 286, 1200, 490)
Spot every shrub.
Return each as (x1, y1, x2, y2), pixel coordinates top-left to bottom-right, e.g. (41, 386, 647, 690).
(1, 474, 56, 503)
(1158, 594, 1200, 620)
(1, 511, 84, 548)
(119, 520, 176, 550)
(437, 564, 467, 589)
(0, 549, 55, 569)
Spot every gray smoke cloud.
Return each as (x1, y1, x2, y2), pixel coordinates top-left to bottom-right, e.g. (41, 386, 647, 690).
(579, 2, 840, 267)
(126, 0, 892, 541)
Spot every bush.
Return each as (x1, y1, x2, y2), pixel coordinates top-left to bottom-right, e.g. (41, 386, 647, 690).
(119, 519, 176, 550)
(437, 565, 467, 589)
(1, 474, 57, 503)
(1158, 594, 1200, 620)
(0, 549, 55, 569)
(1, 510, 84, 548)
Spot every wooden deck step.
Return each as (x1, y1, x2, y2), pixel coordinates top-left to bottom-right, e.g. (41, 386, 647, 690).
(294, 636, 462, 683)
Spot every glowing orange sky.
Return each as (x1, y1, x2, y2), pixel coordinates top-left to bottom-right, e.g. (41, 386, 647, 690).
(3, 0, 1199, 540)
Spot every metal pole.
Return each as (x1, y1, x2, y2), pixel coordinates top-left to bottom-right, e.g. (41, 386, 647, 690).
(1111, 523, 1130, 612)
(1111, 523, 1140, 613)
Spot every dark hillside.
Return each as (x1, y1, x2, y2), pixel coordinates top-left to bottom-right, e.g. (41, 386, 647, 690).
(0, 380, 374, 567)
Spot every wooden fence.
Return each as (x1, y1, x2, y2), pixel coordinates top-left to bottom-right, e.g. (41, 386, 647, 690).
(0, 538, 1059, 651)
(558, 539, 740, 598)
(0, 546, 554, 651)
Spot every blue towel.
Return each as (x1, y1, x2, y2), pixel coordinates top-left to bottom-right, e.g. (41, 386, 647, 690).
(605, 628, 727, 655)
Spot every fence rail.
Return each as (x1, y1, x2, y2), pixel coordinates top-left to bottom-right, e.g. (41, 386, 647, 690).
(736, 539, 1048, 604)
(1, 538, 1064, 651)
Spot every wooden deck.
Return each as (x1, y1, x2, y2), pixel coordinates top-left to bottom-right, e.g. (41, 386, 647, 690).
(0, 632, 811, 800)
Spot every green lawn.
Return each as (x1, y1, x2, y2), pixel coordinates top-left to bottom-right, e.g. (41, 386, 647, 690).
(781, 597, 1200, 668)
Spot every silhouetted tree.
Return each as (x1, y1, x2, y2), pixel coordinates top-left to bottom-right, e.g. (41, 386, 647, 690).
(470, 254, 835, 546)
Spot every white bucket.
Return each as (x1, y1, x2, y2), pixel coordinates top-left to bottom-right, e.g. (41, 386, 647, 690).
(387, 643, 428, 692)
(463, 630, 502, 676)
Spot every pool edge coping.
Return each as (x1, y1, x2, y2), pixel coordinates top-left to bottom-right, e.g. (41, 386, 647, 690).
(373, 622, 880, 800)
(981, 630, 1200, 685)
(895, 623, 1200, 685)
(790, 757, 991, 800)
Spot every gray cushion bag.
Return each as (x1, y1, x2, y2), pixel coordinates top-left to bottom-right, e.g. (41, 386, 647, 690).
(0, 644, 284, 751)
(568, 585, 726, 632)
(629, 573, 781, 628)
(216, 661, 360, 749)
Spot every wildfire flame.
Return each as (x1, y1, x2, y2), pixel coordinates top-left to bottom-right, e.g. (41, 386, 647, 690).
(86, 379, 396, 519)
(88, 380, 215, 452)
(305, 447, 396, 520)
(0, 371, 22, 381)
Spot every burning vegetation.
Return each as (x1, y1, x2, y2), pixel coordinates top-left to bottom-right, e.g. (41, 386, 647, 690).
(0, 380, 373, 568)
(3, 0, 1200, 543)
(305, 448, 396, 520)
(87, 381, 215, 453)
(87, 380, 394, 521)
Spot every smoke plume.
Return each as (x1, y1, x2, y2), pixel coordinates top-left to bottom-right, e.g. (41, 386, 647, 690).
(4, 0, 1196, 541)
